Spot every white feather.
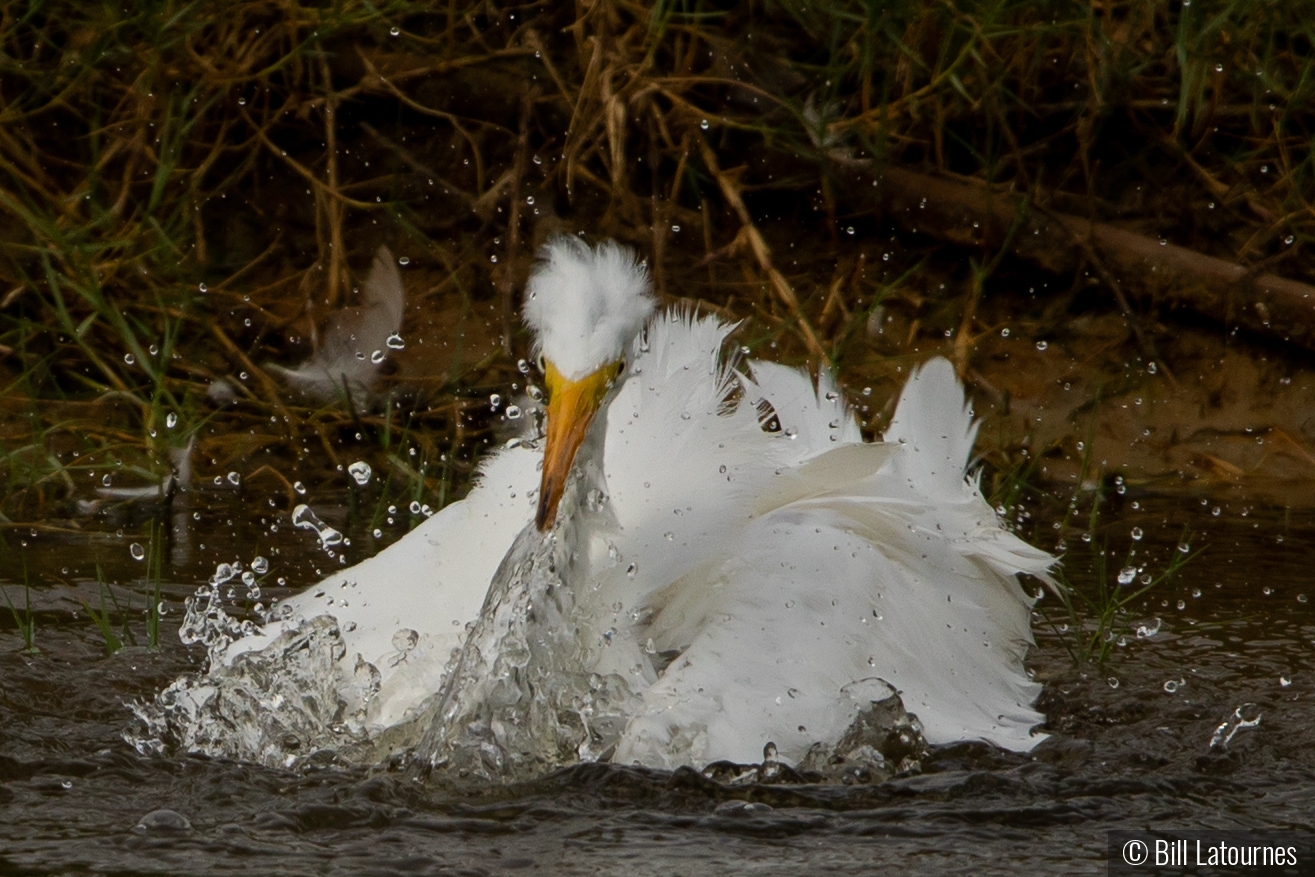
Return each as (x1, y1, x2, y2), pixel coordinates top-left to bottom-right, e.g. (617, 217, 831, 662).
(269, 246, 405, 406)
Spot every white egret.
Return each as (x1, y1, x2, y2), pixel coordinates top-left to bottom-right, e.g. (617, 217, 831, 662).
(178, 236, 1054, 772)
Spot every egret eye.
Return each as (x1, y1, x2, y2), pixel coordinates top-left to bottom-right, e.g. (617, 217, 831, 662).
(536, 352, 546, 373)
(614, 360, 626, 380)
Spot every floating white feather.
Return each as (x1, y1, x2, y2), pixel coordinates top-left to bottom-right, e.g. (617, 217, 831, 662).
(268, 246, 405, 407)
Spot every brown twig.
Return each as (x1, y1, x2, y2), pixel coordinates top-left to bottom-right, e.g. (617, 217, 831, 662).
(498, 88, 537, 357)
(698, 138, 828, 362)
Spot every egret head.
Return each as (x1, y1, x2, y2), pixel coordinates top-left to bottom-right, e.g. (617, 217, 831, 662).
(523, 237, 655, 530)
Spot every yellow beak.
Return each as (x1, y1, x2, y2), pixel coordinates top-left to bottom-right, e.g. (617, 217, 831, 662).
(536, 360, 615, 530)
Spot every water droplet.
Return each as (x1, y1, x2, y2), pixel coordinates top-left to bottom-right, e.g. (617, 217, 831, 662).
(626, 562, 638, 578)
(134, 809, 191, 833)
(409, 500, 422, 515)
(371, 349, 385, 364)
(1136, 617, 1161, 638)
(1215, 63, 1223, 72)
(1131, 527, 1143, 541)
(348, 461, 372, 485)
(129, 542, 146, 561)
(389, 25, 400, 36)
(1211, 506, 1221, 517)
(700, 119, 710, 130)
(1036, 340, 1048, 351)
(227, 471, 240, 486)
(1107, 677, 1119, 689)
(166, 412, 178, 429)
(1117, 566, 1136, 585)
(671, 224, 681, 233)
(1164, 679, 1183, 693)
(252, 556, 268, 574)
(1000, 328, 1010, 338)
(294, 481, 306, 495)
(505, 404, 521, 420)
(291, 504, 343, 548)
(1281, 676, 1292, 688)
(391, 628, 418, 651)
(386, 333, 405, 350)
(489, 393, 501, 409)
(1285, 235, 1295, 245)
(198, 283, 208, 293)
(517, 359, 530, 374)
(124, 353, 135, 365)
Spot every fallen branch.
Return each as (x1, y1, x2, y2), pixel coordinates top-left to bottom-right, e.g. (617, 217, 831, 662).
(867, 166, 1315, 352)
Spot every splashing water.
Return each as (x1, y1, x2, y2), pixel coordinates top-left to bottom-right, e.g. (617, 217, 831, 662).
(1209, 703, 1262, 752)
(131, 611, 382, 767)
(414, 527, 642, 780)
(134, 504, 932, 782)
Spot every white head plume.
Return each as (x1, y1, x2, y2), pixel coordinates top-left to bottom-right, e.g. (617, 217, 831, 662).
(522, 237, 656, 380)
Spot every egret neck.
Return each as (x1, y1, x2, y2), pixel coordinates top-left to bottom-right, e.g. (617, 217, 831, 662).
(537, 358, 617, 530)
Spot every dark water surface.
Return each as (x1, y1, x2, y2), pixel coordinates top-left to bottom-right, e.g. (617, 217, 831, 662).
(2, 494, 1313, 875)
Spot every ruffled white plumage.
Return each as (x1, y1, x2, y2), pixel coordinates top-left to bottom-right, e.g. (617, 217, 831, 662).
(561, 316, 1052, 765)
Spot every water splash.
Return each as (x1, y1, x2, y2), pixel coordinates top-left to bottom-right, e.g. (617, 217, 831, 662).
(796, 679, 928, 783)
(414, 527, 640, 781)
(131, 613, 381, 767)
(1209, 703, 1262, 752)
